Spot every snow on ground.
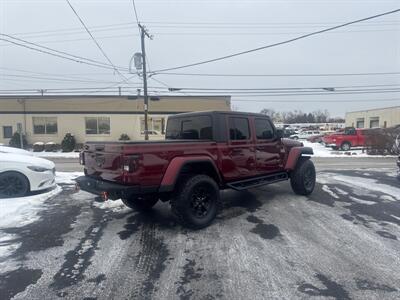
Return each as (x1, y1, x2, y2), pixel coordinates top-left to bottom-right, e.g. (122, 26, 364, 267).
(0, 145, 79, 158)
(55, 171, 83, 185)
(302, 141, 397, 158)
(318, 172, 400, 200)
(32, 151, 80, 158)
(0, 186, 62, 229)
(0, 172, 82, 260)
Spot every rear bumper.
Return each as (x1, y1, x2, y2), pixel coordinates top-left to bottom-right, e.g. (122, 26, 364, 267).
(75, 176, 140, 200)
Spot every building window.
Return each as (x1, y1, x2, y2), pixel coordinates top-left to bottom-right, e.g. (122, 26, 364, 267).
(229, 117, 250, 140)
(85, 117, 110, 134)
(356, 118, 365, 128)
(369, 117, 379, 128)
(2, 126, 13, 138)
(33, 117, 58, 134)
(140, 117, 166, 135)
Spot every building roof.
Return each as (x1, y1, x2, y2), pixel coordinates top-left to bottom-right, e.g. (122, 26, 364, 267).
(346, 105, 400, 114)
(0, 95, 231, 101)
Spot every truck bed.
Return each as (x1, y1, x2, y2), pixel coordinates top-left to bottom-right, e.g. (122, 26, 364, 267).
(83, 140, 219, 185)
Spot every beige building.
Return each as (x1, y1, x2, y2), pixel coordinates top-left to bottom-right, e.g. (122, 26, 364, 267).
(345, 106, 400, 129)
(0, 95, 231, 145)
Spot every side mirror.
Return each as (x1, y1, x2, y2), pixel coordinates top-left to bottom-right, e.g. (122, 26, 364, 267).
(276, 129, 284, 139)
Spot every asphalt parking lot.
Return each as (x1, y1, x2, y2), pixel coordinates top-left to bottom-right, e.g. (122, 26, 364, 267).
(0, 160, 399, 299)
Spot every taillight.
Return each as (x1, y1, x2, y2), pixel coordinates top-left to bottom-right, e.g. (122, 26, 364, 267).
(122, 155, 139, 173)
(79, 152, 85, 165)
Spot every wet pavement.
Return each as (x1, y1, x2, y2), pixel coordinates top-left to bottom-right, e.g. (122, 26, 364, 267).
(0, 168, 399, 299)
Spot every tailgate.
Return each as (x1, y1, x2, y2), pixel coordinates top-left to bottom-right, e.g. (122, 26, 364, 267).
(84, 143, 124, 182)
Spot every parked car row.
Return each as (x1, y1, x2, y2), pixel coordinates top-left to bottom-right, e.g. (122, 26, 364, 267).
(0, 146, 56, 198)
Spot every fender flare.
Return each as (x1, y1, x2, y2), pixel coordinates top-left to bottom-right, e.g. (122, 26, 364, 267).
(284, 147, 313, 171)
(158, 156, 221, 192)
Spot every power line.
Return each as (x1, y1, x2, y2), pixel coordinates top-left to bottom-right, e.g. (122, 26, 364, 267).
(231, 98, 400, 103)
(131, 0, 140, 25)
(0, 37, 120, 71)
(65, 0, 129, 81)
(0, 67, 133, 84)
(191, 90, 400, 97)
(0, 73, 137, 84)
(152, 8, 400, 72)
(153, 71, 400, 77)
(165, 84, 400, 91)
(1, 28, 397, 48)
(8, 20, 400, 38)
(0, 34, 129, 71)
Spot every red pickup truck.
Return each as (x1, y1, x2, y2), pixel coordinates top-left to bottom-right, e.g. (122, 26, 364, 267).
(322, 127, 367, 151)
(76, 111, 315, 229)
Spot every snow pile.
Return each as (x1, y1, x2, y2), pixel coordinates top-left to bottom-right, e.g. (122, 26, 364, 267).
(0, 172, 83, 260)
(93, 198, 125, 212)
(0, 186, 62, 228)
(32, 151, 80, 158)
(55, 171, 83, 185)
(302, 141, 397, 158)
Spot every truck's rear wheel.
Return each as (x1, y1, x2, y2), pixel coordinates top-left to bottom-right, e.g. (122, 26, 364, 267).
(122, 195, 159, 211)
(171, 174, 220, 229)
(290, 158, 316, 196)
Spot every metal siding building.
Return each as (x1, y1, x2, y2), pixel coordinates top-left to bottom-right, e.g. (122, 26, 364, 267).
(0, 95, 231, 145)
(345, 106, 400, 129)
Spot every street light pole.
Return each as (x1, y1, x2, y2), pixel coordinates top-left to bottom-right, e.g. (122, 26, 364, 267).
(139, 24, 150, 141)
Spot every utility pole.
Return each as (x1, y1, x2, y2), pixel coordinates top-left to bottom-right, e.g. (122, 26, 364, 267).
(139, 24, 152, 141)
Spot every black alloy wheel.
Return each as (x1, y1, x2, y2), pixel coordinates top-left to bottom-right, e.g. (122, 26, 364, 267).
(290, 158, 316, 196)
(303, 166, 315, 191)
(190, 184, 212, 218)
(171, 174, 220, 229)
(0, 172, 29, 198)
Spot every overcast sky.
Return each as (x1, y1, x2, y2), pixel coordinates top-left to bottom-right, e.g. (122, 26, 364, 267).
(1, 0, 399, 117)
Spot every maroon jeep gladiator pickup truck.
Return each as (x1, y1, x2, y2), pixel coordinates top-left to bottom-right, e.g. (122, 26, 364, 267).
(76, 111, 315, 229)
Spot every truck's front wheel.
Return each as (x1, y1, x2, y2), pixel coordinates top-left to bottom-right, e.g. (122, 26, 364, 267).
(171, 175, 220, 229)
(341, 142, 351, 151)
(122, 195, 159, 211)
(290, 158, 316, 196)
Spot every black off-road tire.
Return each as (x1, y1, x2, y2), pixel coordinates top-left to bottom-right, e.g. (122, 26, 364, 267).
(290, 158, 316, 196)
(122, 195, 159, 211)
(171, 174, 220, 229)
(341, 142, 351, 151)
(0, 171, 30, 198)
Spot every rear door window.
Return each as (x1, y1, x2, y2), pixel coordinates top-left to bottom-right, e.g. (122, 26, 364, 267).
(166, 116, 212, 140)
(229, 117, 250, 140)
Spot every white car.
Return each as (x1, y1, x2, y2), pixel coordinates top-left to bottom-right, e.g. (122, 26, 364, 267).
(0, 145, 33, 156)
(0, 153, 56, 198)
(290, 131, 321, 140)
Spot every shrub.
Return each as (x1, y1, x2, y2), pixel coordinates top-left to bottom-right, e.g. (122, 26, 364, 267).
(61, 133, 76, 152)
(9, 132, 28, 149)
(118, 133, 131, 141)
(45, 142, 58, 152)
(33, 142, 45, 152)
